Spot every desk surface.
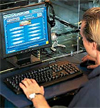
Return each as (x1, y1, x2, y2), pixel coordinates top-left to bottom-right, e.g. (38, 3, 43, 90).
(0, 52, 89, 108)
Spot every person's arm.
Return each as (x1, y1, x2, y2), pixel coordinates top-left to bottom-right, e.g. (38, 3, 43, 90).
(82, 54, 98, 69)
(31, 93, 50, 108)
(19, 78, 50, 108)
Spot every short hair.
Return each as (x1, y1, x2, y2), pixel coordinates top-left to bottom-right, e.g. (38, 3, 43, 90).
(82, 7, 100, 51)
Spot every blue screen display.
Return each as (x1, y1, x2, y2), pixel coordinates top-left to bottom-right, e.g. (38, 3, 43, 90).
(3, 6, 49, 55)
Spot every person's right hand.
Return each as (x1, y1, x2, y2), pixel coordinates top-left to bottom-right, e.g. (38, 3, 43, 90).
(82, 55, 98, 69)
(19, 78, 44, 100)
(19, 78, 50, 108)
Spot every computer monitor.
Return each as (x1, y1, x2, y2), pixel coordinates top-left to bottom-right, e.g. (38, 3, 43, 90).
(0, 3, 51, 68)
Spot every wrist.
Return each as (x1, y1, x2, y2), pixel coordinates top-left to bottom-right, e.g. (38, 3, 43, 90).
(31, 94, 50, 108)
(28, 93, 43, 101)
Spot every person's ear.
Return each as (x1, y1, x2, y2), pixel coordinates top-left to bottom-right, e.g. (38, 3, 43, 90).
(92, 42, 97, 50)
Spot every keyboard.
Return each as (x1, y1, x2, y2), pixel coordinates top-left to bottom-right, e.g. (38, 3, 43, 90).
(4, 60, 83, 94)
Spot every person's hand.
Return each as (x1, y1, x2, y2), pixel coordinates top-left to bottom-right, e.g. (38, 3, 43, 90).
(19, 78, 50, 108)
(82, 55, 98, 69)
(19, 78, 44, 99)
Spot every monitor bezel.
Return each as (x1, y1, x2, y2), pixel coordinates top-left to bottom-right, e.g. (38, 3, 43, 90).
(0, 3, 51, 59)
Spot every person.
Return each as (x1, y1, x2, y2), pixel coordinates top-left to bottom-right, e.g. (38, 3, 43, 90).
(19, 7, 100, 108)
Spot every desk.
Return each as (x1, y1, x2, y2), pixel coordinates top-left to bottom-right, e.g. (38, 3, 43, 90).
(0, 52, 89, 108)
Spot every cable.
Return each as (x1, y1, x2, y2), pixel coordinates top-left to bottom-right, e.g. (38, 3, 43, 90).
(45, 1, 55, 27)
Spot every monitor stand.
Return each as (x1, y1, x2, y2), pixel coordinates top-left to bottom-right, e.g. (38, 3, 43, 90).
(6, 51, 41, 68)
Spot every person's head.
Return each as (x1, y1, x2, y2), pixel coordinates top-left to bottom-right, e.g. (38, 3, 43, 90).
(80, 7, 100, 58)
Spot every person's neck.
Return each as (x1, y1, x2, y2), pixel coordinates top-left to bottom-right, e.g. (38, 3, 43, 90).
(96, 50, 100, 65)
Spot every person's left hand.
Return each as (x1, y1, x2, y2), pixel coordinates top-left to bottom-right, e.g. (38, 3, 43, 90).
(82, 54, 99, 69)
(19, 78, 44, 99)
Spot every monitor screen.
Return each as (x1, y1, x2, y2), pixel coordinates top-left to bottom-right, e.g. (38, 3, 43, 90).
(0, 3, 51, 58)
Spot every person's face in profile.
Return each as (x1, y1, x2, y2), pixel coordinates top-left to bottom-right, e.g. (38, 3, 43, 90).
(80, 21, 96, 58)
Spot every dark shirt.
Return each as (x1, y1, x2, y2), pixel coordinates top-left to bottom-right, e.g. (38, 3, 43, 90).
(68, 66, 100, 108)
